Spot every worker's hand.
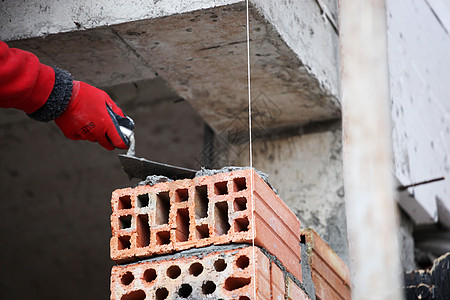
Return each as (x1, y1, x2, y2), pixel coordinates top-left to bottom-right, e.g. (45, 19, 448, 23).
(54, 81, 134, 150)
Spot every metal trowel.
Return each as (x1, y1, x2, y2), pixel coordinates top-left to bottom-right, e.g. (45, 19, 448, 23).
(118, 126, 197, 180)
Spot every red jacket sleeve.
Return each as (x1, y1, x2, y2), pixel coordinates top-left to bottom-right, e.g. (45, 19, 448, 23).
(0, 40, 55, 114)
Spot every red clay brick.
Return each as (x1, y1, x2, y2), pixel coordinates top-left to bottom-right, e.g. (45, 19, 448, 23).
(256, 247, 272, 298)
(311, 254, 349, 298)
(300, 228, 351, 300)
(286, 276, 311, 300)
(253, 190, 302, 279)
(312, 272, 343, 300)
(110, 169, 302, 281)
(110, 246, 271, 300)
(271, 261, 285, 300)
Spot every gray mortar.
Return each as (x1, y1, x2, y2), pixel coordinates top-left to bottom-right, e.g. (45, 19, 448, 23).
(116, 243, 311, 298)
(300, 243, 316, 299)
(258, 247, 311, 299)
(117, 244, 249, 267)
(137, 175, 173, 186)
(173, 289, 224, 300)
(136, 166, 279, 194)
(195, 166, 278, 194)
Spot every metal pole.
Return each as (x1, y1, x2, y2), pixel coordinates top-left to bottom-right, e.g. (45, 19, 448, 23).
(339, 0, 403, 299)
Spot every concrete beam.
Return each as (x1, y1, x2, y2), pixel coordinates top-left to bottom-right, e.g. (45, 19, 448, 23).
(0, 0, 240, 41)
(4, 1, 340, 136)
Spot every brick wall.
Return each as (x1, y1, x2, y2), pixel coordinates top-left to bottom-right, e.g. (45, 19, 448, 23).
(109, 169, 350, 299)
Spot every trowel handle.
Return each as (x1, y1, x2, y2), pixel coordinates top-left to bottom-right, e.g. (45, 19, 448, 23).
(119, 126, 133, 140)
(120, 125, 136, 157)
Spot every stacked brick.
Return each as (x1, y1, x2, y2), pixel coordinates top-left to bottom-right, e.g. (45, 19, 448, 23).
(109, 169, 350, 299)
(300, 229, 351, 300)
(111, 245, 309, 300)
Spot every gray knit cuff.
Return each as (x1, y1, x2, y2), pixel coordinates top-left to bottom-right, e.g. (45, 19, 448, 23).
(28, 67, 74, 122)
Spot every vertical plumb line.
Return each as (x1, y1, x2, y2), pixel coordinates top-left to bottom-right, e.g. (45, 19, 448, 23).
(339, 0, 402, 299)
(245, 0, 256, 298)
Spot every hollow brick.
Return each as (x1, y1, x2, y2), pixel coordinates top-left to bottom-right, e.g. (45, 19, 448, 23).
(110, 169, 302, 281)
(286, 276, 311, 300)
(110, 245, 275, 300)
(271, 261, 285, 300)
(300, 228, 351, 300)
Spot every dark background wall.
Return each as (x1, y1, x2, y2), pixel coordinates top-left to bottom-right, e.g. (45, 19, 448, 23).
(0, 99, 205, 299)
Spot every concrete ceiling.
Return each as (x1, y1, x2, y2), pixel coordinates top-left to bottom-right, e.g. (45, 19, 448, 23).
(9, 3, 340, 139)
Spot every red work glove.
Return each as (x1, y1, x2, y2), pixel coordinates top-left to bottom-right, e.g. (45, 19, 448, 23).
(54, 81, 134, 151)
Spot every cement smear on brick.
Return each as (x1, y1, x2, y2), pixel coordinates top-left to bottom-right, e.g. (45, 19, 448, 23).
(136, 167, 278, 193)
(122, 244, 249, 266)
(195, 167, 278, 194)
(259, 247, 310, 298)
(137, 175, 173, 186)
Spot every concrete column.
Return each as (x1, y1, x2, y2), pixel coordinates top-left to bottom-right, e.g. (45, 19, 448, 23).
(339, 0, 402, 299)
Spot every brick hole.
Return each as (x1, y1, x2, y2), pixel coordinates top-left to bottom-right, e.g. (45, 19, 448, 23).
(195, 185, 208, 219)
(119, 195, 132, 210)
(121, 290, 146, 300)
(300, 234, 306, 244)
(233, 197, 247, 211)
(143, 268, 157, 283)
(202, 281, 216, 295)
(233, 177, 247, 191)
(121, 271, 134, 285)
(119, 215, 132, 229)
(167, 265, 182, 279)
(155, 191, 170, 225)
(214, 181, 228, 195)
(196, 224, 210, 239)
(155, 231, 170, 245)
(236, 255, 250, 269)
(155, 288, 169, 300)
(137, 194, 149, 208)
(214, 202, 230, 236)
(189, 262, 204, 276)
(136, 215, 150, 247)
(175, 188, 189, 202)
(118, 236, 131, 250)
(234, 217, 250, 232)
(178, 284, 193, 298)
(239, 297, 251, 300)
(224, 277, 251, 291)
(213, 258, 227, 272)
(176, 208, 190, 242)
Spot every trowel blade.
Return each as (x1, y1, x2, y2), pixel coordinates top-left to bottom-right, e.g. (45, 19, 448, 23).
(118, 155, 197, 180)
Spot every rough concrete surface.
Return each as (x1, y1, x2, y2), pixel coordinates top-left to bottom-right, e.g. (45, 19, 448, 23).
(0, 0, 340, 102)
(5, 2, 340, 136)
(230, 125, 349, 264)
(253, 0, 340, 98)
(0, 0, 240, 41)
(7, 27, 157, 88)
(113, 3, 340, 133)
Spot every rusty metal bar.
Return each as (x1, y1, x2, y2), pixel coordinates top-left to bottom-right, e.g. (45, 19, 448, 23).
(339, 0, 403, 299)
